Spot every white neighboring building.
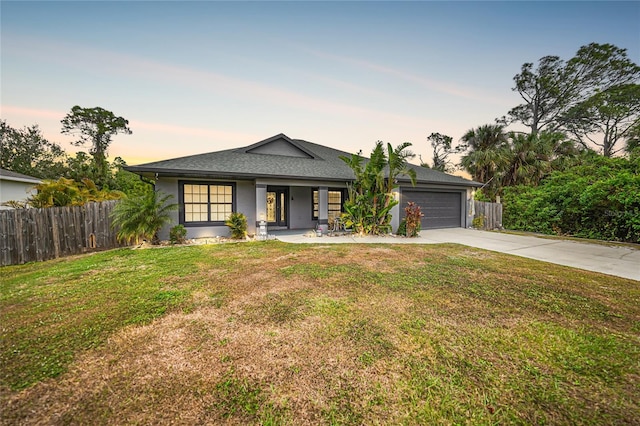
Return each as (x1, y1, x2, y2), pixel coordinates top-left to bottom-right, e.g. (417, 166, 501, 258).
(0, 168, 41, 209)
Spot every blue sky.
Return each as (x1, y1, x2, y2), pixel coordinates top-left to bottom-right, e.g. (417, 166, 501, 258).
(2, 1, 639, 166)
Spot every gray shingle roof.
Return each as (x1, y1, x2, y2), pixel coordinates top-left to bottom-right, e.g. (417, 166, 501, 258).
(0, 168, 42, 184)
(126, 134, 481, 187)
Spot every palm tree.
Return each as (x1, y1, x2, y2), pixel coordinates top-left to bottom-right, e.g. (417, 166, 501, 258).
(28, 177, 122, 208)
(110, 190, 177, 244)
(459, 124, 510, 199)
(502, 132, 549, 187)
(385, 142, 417, 193)
(460, 124, 509, 151)
(503, 131, 579, 187)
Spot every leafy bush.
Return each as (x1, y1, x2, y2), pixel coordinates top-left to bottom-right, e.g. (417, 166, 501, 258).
(340, 142, 416, 235)
(473, 189, 492, 202)
(472, 215, 485, 229)
(169, 224, 188, 244)
(503, 155, 640, 242)
(225, 212, 248, 239)
(397, 219, 407, 236)
(110, 191, 177, 244)
(1, 200, 27, 209)
(403, 202, 423, 237)
(28, 177, 123, 208)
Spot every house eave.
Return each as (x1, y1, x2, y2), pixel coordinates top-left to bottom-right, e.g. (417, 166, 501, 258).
(396, 176, 483, 188)
(125, 166, 353, 183)
(126, 166, 482, 188)
(0, 176, 42, 185)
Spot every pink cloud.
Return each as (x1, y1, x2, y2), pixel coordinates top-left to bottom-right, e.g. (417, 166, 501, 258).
(4, 37, 432, 128)
(297, 45, 509, 105)
(0, 105, 67, 120)
(0, 104, 254, 140)
(129, 120, 259, 142)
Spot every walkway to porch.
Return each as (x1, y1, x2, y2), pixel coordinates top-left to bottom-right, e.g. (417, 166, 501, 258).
(269, 229, 438, 244)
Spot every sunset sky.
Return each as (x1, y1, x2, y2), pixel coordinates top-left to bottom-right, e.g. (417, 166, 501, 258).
(2, 1, 639, 167)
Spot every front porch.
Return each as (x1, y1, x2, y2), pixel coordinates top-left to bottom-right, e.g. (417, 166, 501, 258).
(254, 184, 352, 234)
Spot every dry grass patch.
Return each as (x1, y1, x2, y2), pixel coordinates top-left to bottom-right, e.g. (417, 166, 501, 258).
(1, 241, 638, 425)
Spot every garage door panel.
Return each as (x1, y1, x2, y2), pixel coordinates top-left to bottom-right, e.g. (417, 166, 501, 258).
(403, 191, 462, 229)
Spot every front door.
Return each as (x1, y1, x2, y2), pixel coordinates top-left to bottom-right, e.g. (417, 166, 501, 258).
(266, 187, 288, 227)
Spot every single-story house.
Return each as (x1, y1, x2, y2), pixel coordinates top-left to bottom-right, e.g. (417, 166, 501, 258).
(126, 133, 482, 239)
(0, 168, 41, 209)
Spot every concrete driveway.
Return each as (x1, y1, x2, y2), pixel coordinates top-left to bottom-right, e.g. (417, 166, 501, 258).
(273, 228, 640, 281)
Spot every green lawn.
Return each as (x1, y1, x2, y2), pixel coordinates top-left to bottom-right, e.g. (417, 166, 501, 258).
(1, 242, 638, 425)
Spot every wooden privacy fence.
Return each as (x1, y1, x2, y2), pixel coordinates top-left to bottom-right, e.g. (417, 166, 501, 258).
(0, 200, 126, 267)
(474, 200, 503, 230)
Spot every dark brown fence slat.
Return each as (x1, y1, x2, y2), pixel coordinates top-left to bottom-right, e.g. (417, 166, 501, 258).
(63, 206, 73, 256)
(50, 208, 60, 259)
(16, 209, 26, 264)
(0, 201, 126, 267)
(0, 209, 8, 266)
(473, 201, 503, 230)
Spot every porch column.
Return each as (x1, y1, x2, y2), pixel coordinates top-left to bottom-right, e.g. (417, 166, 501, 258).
(318, 186, 329, 233)
(255, 184, 267, 228)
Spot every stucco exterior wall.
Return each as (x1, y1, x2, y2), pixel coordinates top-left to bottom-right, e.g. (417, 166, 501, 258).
(466, 188, 475, 228)
(0, 180, 37, 209)
(237, 181, 257, 234)
(154, 178, 256, 241)
(154, 178, 179, 240)
(390, 188, 401, 233)
(289, 186, 315, 230)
